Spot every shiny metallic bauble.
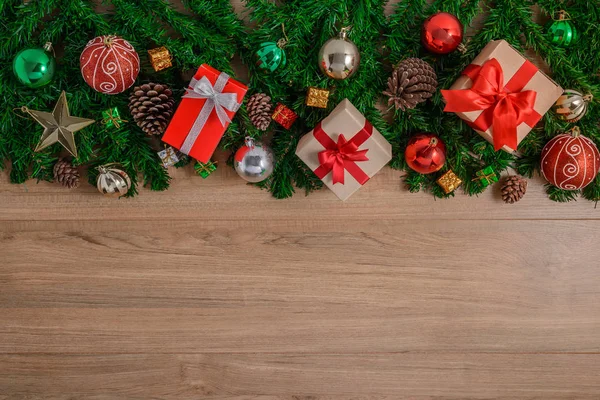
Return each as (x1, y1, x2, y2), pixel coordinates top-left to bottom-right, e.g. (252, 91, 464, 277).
(552, 89, 589, 123)
(96, 165, 132, 197)
(256, 41, 286, 72)
(318, 30, 360, 80)
(405, 133, 447, 174)
(13, 42, 55, 88)
(421, 12, 464, 54)
(547, 11, 577, 47)
(234, 137, 274, 183)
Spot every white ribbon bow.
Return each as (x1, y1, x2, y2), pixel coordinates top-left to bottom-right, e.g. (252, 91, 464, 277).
(179, 72, 240, 155)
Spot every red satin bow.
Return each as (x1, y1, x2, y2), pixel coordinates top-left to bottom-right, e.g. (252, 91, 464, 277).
(441, 58, 539, 151)
(317, 134, 369, 184)
(312, 121, 372, 185)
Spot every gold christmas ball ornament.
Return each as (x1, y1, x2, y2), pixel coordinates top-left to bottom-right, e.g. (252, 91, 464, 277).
(96, 165, 132, 198)
(552, 90, 591, 123)
(318, 27, 360, 80)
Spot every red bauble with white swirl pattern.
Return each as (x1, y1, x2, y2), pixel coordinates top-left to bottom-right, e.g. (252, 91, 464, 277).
(541, 129, 600, 190)
(80, 35, 140, 95)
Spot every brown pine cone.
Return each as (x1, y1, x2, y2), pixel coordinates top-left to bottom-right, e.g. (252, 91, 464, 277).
(247, 93, 272, 131)
(53, 158, 80, 189)
(501, 175, 527, 204)
(128, 83, 176, 136)
(383, 58, 437, 111)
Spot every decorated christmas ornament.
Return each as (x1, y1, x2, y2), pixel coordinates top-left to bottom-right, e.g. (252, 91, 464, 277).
(552, 90, 590, 122)
(96, 164, 132, 197)
(436, 170, 462, 194)
(247, 93, 273, 131)
(53, 158, 80, 189)
(157, 146, 180, 168)
(128, 83, 175, 135)
(102, 107, 127, 129)
(272, 103, 298, 129)
(541, 127, 600, 190)
(547, 11, 577, 47)
(80, 35, 140, 94)
(147, 46, 172, 72)
(234, 137, 274, 183)
(473, 166, 499, 188)
(13, 42, 55, 88)
(195, 161, 217, 179)
(421, 12, 464, 54)
(318, 27, 360, 80)
(405, 133, 446, 174)
(22, 91, 95, 158)
(256, 41, 287, 72)
(501, 175, 527, 204)
(256, 24, 288, 72)
(306, 87, 330, 109)
(384, 58, 437, 111)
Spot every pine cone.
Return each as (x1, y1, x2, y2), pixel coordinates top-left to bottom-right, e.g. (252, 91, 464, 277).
(501, 175, 527, 204)
(128, 83, 176, 135)
(247, 93, 272, 131)
(383, 58, 437, 111)
(53, 158, 80, 189)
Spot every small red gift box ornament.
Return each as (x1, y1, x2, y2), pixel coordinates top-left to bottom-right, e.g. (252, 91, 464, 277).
(271, 103, 298, 129)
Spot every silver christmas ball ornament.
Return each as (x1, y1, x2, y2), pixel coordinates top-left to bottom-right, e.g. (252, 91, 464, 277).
(318, 28, 360, 80)
(234, 137, 274, 183)
(96, 164, 132, 197)
(552, 89, 590, 123)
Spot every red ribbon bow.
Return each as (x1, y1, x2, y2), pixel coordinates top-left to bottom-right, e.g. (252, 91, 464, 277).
(441, 58, 540, 151)
(313, 121, 372, 185)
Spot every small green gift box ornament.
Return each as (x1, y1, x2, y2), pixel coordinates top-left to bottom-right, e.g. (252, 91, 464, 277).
(473, 166, 499, 188)
(195, 161, 217, 179)
(101, 108, 127, 129)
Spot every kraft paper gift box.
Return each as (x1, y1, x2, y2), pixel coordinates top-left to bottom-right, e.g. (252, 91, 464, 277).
(296, 99, 392, 201)
(441, 40, 563, 153)
(162, 64, 247, 163)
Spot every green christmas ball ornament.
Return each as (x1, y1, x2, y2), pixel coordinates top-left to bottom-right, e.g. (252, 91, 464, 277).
(13, 42, 56, 88)
(255, 41, 287, 72)
(547, 11, 577, 47)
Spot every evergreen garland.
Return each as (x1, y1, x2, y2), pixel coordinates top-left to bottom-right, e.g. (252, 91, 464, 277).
(1, 0, 599, 203)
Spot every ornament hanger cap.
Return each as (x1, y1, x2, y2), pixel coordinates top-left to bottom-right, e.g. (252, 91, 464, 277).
(339, 26, 352, 40)
(244, 136, 255, 148)
(569, 126, 581, 137)
(555, 10, 572, 21)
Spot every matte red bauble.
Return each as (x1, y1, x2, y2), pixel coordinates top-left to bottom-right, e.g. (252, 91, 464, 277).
(541, 127, 600, 190)
(80, 35, 140, 95)
(405, 133, 447, 174)
(421, 12, 464, 55)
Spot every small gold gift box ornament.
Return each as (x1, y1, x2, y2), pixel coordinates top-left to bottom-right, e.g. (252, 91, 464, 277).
(148, 46, 173, 72)
(436, 170, 463, 194)
(305, 87, 330, 109)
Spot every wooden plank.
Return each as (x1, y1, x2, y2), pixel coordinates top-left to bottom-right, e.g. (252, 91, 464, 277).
(0, 353, 599, 399)
(1, 168, 598, 223)
(1, 221, 599, 353)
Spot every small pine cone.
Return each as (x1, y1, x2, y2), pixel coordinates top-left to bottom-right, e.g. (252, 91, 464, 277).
(383, 58, 437, 111)
(128, 83, 176, 136)
(53, 158, 80, 189)
(247, 93, 273, 131)
(501, 175, 527, 204)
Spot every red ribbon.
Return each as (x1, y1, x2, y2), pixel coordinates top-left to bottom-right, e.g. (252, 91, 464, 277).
(312, 121, 372, 185)
(441, 58, 540, 151)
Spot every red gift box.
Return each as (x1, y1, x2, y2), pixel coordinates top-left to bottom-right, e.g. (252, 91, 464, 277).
(271, 103, 297, 129)
(162, 64, 248, 162)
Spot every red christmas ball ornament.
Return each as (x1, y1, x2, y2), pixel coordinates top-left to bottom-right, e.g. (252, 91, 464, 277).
(421, 12, 464, 54)
(541, 127, 600, 190)
(80, 35, 140, 95)
(405, 133, 447, 174)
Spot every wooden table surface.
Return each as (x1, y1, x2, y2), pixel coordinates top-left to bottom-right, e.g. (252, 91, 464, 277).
(2, 1, 600, 399)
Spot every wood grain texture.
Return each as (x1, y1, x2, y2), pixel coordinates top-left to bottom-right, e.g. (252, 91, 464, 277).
(1, 0, 600, 398)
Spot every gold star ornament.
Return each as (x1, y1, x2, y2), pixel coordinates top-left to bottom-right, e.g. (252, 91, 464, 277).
(23, 91, 95, 158)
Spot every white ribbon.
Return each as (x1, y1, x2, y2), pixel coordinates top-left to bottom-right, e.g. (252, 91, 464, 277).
(180, 72, 240, 155)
